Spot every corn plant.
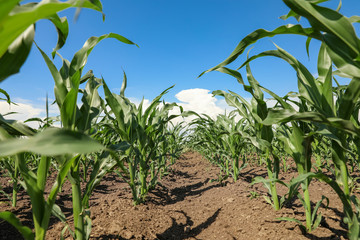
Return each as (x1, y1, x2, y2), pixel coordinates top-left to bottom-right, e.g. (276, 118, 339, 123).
(165, 122, 187, 165)
(103, 74, 181, 204)
(1, 156, 20, 207)
(188, 112, 252, 183)
(215, 113, 249, 181)
(212, 68, 282, 210)
(144, 100, 181, 190)
(188, 114, 232, 180)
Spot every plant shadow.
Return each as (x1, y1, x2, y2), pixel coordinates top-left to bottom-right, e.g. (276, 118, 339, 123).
(156, 208, 222, 240)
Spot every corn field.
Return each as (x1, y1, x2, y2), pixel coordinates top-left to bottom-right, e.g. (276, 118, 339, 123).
(1, 0, 360, 239)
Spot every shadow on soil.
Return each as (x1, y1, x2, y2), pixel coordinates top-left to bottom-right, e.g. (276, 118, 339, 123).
(239, 168, 267, 183)
(157, 208, 222, 240)
(149, 175, 222, 206)
(90, 209, 223, 240)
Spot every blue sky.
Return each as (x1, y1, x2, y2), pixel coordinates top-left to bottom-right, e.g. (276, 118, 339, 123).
(1, 0, 360, 124)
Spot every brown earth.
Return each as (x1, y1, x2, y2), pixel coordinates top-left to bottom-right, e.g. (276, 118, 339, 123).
(0, 151, 355, 239)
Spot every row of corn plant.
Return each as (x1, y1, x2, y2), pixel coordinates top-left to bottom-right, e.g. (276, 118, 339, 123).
(0, 1, 142, 239)
(35, 31, 137, 239)
(199, 0, 360, 238)
(102, 73, 185, 204)
(188, 112, 252, 183)
(212, 68, 284, 210)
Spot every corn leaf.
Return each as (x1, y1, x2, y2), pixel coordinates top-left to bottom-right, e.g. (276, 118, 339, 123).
(199, 24, 321, 76)
(0, 0, 104, 58)
(0, 24, 35, 82)
(0, 211, 34, 240)
(0, 127, 104, 156)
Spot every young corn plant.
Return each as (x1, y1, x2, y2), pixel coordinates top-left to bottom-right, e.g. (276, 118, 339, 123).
(1, 156, 20, 207)
(166, 122, 187, 165)
(103, 74, 180, 204)
(275, 122, 328, 232)
(215, 113, 248, 181)
(145, 101, 181, 189)
(212, 67, 282, 210)
(188, 114, 233, 180)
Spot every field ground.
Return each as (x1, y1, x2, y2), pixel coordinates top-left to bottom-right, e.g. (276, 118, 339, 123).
(0, 152, 352, 239)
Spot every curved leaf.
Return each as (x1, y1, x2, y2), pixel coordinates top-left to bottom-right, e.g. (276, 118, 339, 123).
(0, 24, 34, 82)
(0, 127, 104, 156)
(0, 0, 104, 58)
(0, 211, 34, 240)
(48, 14, 69, 58)
(69, 33, 138, 76)
(199, 24, 321, 76)
(283, 0, 360, 57)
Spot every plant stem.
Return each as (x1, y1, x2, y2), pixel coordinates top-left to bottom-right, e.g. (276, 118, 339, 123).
(71, 163, 85, 240)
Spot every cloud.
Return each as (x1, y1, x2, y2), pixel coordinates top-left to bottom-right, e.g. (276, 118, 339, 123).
(170, 88, 232, 124)
(0, 98, 59, 128)
(176, 89, 225, 116)
(0, 88, 235, 128)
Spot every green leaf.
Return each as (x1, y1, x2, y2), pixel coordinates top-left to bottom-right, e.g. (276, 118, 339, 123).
(0, 211, 34, 240)
(60, 87, 79, 129)
(78, 77, 102, 133)
(51, 204, 67, 223)
(48, 14, 69, 58)
(120, 71, 127, 97)
(239, 46, 324, 113)
(348, 16, 360, 23)
(323, 33, 360, 78)
(82, 153, 118, 207)
(283, 0, 360, 78)
(214, 67, 244, 84)
(338, 78, 360, 120)
(0, 0, 21, 23)
(0, 0, 104, 58)
(69, 33, 138, 76)
(283, 0, 360, 57)
(0, 88, 11, 104)
(0, 114, 36, 137)
(263, 109, 360, 137)
(311, 195, 329, 229)
(84, 212, 92, 240)
(199, 24, 321, 76)
(0, 127, 105, 156)
(36, 44, 68, 109)
(103, 78, 129, 140)
(276, 217, 305, 229)
(0, 24, 35, 82)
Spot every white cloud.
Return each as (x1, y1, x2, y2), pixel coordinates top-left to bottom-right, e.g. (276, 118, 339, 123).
(0, 88, 236, 128)
(170, 88, 232, 124)
(175, 88, 224, 116)
(124, 89, 233, 125)
(0, 98, 60, 128)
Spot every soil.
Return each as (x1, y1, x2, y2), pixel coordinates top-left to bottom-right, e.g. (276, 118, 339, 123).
(0, 151, 355, 240)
